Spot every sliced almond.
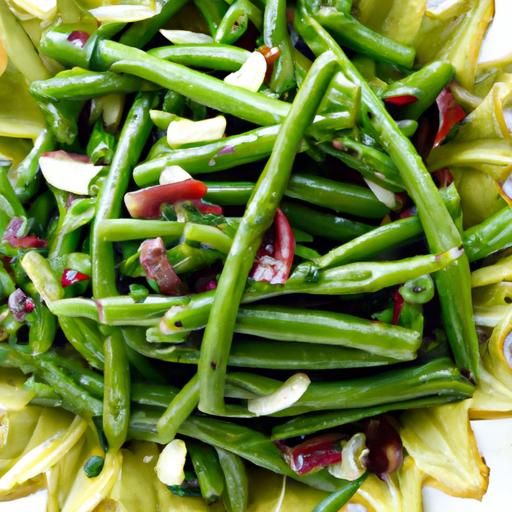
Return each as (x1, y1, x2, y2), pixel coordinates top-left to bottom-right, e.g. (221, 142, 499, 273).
(167, 116, 226, 147)
(224, 51, 267, 92)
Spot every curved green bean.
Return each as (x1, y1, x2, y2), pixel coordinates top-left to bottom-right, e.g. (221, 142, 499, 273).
(103, 330, 130, 451)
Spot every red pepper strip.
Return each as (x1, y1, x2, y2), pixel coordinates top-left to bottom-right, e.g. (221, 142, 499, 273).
(391, 289, 404, 325)
(139, 237, 186, 296)
(289, 433, 344, 475)
(273, 208, 295, 282)
(42, 150, 91, 163)
(258, 45, 281, 83)
(61, 269, 90, 287)
(251, 208, 295, 285)
(364, 417, 403, 477)
(384, 94, 418, 106)
(434, 88, 466, 147)
(191, 199, 223, 216)
(2, 217, 47, 249)
(124, 179, 207, 219)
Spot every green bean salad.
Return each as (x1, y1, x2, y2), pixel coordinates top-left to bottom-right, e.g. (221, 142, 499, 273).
(0, 0, 511, 510)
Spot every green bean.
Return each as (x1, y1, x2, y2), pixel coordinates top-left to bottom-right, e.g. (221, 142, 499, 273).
(264, 0, 295, 94)
(119, 0, 190, 48)
(42, 352, 104, 399)
(281, 200, 373, 242)
(396, 119, 418, 137)
(157, 374, 199, 443)
(49, 297, 99, 321)
(30, 69, 143, 102)
(390, 61, 455, 120)
(0, 168, 24, 217)
(149, 44, 249, 71)
(215, 0, 263, 44)
(216, 448, 248, 512)
(194, 0, 229, 36)
(125, 344, 167, 385)
(180, 416, 340, 492)
(226, 371, 295, 398)
(198, 52, 339, 415)
(58, 316, 104, 370)
(96, 219, 185, 242)
(0, 343, 102, 416)
(163, 248, 462, 332)
(27, 191, 53, 235)
(464, 206, 512, 262)
(223, 357, 472, 418)
(87, 119, 116, 165)
(234, 305, 421, 359)
(313, 7, 415, 68)
(320, 138, 403, 192)
(296, 10, 480, 380)
(103, 329, 130, 451)
(36, 99, 82, 146)
(134, 125, 281, 186)
(51, 295, 186, 326)
(294, 49, 361, 108)
(184, 223, 233, 254)
(188, 441, 225, 504)
(92, 40, 289, 126)
(0, 203, 10, 232)
(313, 217, 420, 269)
(313, 474, 367, 512)
(47, 189, 82, 259)
(129, 408, 341, 492)
(91, 92, 157, 298)
(162, 90, 186, 115)
(28, 302, 57, 355)
(313, 185, 462, 268)
(131, 382, 178, 408)
(204, 182, 254, 205)
(272, 394, 470, 440)
(21, 251, 63, 303)
(149, 109, 182, 130)
(399, 274, 435, 304)
(146, 327, 188, 344)
(125, 327, 397, 369)
(286, 173, 389, 219)
(0, 261, 15, 300)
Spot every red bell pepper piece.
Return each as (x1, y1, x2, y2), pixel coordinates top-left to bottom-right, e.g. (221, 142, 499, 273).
(139, 237, 186, 296)
(191, 199, 223, 216)
(251, 208, 295, 285)
(124, 179, 207, 219)
(391, 289, 405, 325)
(434, 88, 466, 147)
(384, 94, 418, 106)
(2, 218, 47, 249)
(61, 269, 90, 287)
(284, 433, 344, 475)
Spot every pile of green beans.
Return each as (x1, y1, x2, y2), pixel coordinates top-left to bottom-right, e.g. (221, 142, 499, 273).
(1, 0, 505, 509)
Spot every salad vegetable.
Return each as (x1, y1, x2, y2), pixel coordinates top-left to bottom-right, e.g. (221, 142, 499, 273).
(1, 0, 512, 510)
